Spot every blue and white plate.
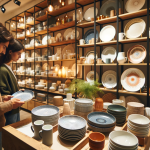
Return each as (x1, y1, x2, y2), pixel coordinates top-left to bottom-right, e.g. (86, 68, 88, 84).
(11, 89, 34, 102)
(84, 29, 98, 44)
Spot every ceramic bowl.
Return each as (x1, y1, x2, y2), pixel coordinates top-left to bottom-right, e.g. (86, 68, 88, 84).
(107, 105, 126, 113)
(112, 99, 124, 106)
(49, 86, 55, 92)
(103, 102, 112, 109)
(109, 131, 138, 148)
(58, 89, 64, 93)
(89, 132, 105, 150)
(35, 85, 45, 89)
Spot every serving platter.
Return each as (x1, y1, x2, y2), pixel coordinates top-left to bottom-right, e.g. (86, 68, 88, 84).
(101, 47, 116, 63)
(11, 89, 34, 102)
(84, 7, 98, 21)
(121, 68, 145, 92)
(100, 25, 116, 42)
(127, 45, 146, 64)
(86, 71, 99, 83)
(124, 18, 146, 39)
(125, 0, 145, 13)
(102, 70, 117, 89)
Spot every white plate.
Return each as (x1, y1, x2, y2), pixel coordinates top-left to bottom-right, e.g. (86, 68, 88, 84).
(100, 25, 116, 42)
(125, 96, 140, 107)
(101, 47, 116, 63)
(86, 51, 98, 59)
(86, 71, 99, 83)
(64, 28, 72, 39)
(84, 7, 98, 21)
(62, 44, 74, 54)
(102, 70, 117, 89)
(71, 63, 79, 77)
(124, 18, 146, 39)
(125, 0, 145, 13)
(71, 30, 80, 39)
(42, 35, 51, 45)
(121, 68, 145, 92)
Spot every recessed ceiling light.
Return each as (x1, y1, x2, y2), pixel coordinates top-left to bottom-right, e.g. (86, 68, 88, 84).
(1, 6, 6, 13)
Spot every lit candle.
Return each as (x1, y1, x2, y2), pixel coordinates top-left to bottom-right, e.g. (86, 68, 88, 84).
(62, 66, 66, 78)
(55, 67, 58, 74)
(58, 69, 62, 77)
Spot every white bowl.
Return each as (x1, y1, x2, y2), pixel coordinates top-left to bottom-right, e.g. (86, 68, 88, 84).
(35, 85, 45, 89)
(58, 89, 63, 93)
(49, 86, 55, 92)
(109, 130, 138, 148)
(103, 102, 112, 109)
(112, 99, 124, 106)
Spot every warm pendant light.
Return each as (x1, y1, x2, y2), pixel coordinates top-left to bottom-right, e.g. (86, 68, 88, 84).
(48, 0, 53, 12)
(61, 0, 65, 6)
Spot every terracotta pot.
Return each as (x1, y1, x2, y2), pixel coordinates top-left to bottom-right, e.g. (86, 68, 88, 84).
(95, 98, 103, 111)
(53, 96, 63, 106)
(63, 103, 71, 116)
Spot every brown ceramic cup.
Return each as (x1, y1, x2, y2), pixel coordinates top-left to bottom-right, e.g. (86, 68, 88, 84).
(89, 132, 105, 150)
(110, 10, 115, 17)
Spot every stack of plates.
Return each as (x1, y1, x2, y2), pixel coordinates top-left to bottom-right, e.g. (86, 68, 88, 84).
(109, 131, 138, 150)
(107, 105, 127, 125)
(74, 99, 93, 120)
(58, 115, 86, 141)
(87, 112, 116, 133)
(127, 114, 150, 137)
(31, 105, 59, 126)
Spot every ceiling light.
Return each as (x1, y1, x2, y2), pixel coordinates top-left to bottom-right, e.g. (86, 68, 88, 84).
(1, 6, 6, 13)
(14, 0, 21, 6)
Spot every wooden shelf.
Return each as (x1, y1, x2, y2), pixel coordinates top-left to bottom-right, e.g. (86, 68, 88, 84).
(26, 33, 37, 38)
(11, 28, 22, 32)
(120, 37, 149, 44)
(49, 39, 78, 46)
(119, 63, 147, 66)
(119, 90, 148, 96)
(26, 20, 40, 26)
(17, 36, 25, 40)
(78, 63, 117, 66)
(49, 21, 75, 32)
(35, 45, 49, 49)
(36, 14, 50, 22)
(48, 59, 75, 62)
(25, 47, 34, 50)
(17, 24, 31, 30)
(119, 9, 149, 20)
(36, 29, 47, 35)
(99, 87, 117, 92)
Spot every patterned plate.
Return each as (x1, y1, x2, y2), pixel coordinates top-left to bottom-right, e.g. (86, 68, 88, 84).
(127, 45, 146, 64)
(125, 96, 140, 107)
(102, 93, 116, 103)
(102, 70, 117, 89)
(84, 29, 99, 44)
(86, 71, 99, 83)
(84, 7, 98, 21)
(101, 47, 116, 63)
(121, 68, 145, 92)
(86, 51, 98, 59)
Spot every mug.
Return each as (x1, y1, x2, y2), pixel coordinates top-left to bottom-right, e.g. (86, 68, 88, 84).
(110, 10, 115, 17)
(31, 120, 44, 140)
(97, 58, 102, 64)
(79, 39, 85, 45)
(39, 125, 53, 146)
(105, 58, 111, 64)
(119, 33, 125, 40)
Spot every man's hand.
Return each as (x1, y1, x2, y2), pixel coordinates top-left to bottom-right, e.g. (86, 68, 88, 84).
(2, 95, 13, 101)
(11, 98, 25, 109)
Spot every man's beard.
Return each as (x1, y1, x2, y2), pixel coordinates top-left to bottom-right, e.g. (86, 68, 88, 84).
(0, 53, 4, 66)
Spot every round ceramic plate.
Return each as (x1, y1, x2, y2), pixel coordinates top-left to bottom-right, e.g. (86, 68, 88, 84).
(87, 112, 116, 128)
(42, 35, 51, 45)
(71, 63, 79, 77)
(42, 63, 50, 71)
(84, 29, 99, 44)
(102, 70, 117, 89)
(11, 89, 34, 102)
(124, 18, 146, 39)
(125, 96, 140, 107)
(58, 115, 86, 130)
(86, 71, 99, 83)
(125, 0, 145, 13)
(86, 51, 98, 59)
(84, 7, 98, 21)
(100, 0, 121, 16)
(101, 47, 116, 63)
(62, 44, 74, 54)
(30, 38, 40, 46)
(71, 30, 80, 39)
(64, 28, 72, 39)
(100, 25, 116, 42)
(127, 45, 146, 64)
(56, 33, 62, 40)
(121, 68, 145, 92)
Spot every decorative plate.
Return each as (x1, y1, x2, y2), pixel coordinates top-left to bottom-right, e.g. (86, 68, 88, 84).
(100, 25, 116, 42)
(125, 0, 145, 13)
(125, 96, 140, 107)
(102, 93, 116, 103)
(30, 38, 40, 46)
(121, 68, 145, 92)
(71, 63, 79, 77)
(102, 70, 117, 89)
(100, 0, 121, 16)
(86, 51, 98, 59)
(86, 71, 99, 83)
(84, 29, 99, 44)
(124, 18, 146, 39)
(42, 35, 51, 45)
(56, 33, 62, 40)
(11, 89, 34, 102)
(64, 28, 72, 39)
(42, 63, 50, 71)
(127, 45, 146, 64)
(84, 7, 98, 21)
(71, 30, 80, 39)
(62, 44, 74, 54)
(101, 47, 116, 63)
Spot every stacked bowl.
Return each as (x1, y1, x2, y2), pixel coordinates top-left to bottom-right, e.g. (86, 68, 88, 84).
(127, 114, 150, 137)
(109, 130, 138, 150)
(58, 115, 86, 141)
(31, 105, 59, 126)
(127, 102, 144, 118)
(74, 99, 93, 120)
(87, 112, 116, 133)
(107, 105, 127, 125)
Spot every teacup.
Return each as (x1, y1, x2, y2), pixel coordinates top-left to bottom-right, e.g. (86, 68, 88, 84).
(79, 39, 85, 45)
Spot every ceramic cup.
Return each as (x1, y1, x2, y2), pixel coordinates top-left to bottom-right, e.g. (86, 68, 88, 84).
(48, 56, 52, 60)
(110, 10, 115, 17)
(79, 39, 85, 45)
(63, 103, 71, 116)
(95, 98, 103, 111)
(31, 120, 44, 140)
(105, 58, 111, 64)
(119, 32, 125, 40)
(117, 52, 127, 64)
(53, 96, 63, 106)
(97, 58, 103, 64)
(112, 99, 124, 106)
(91, 38, 94, 44)
(39, 125, 53, 146)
